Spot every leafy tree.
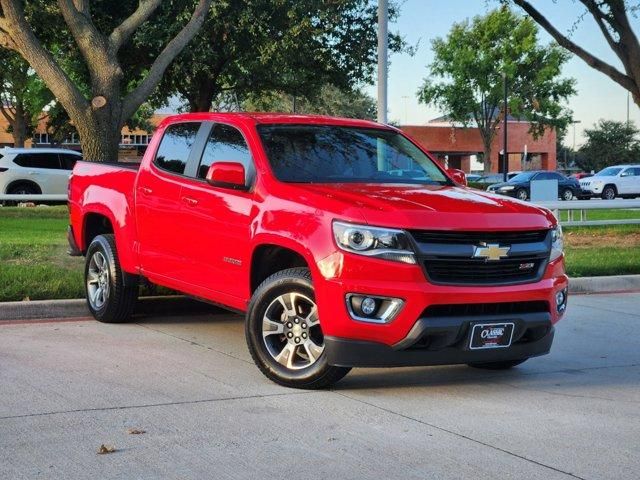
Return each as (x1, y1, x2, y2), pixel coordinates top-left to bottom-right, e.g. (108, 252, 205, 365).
(578, 119, 640, 172)
(0, 49, 52, 146)
(243, 85, 376, 120)
(0, 0, 211, 161)
(417, 8, 576, 173)
(141, 0, 406, 113)
(510, 0, 640, 108)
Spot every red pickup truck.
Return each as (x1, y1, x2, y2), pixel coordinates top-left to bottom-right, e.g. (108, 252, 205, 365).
(68, 113, 568, 388)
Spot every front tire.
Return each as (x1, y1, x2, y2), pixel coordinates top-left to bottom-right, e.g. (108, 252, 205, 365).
(85, 234, 138, 323)
(515, 188, 528, 201)
(601, 185, 617, 200)
(468, 359, 527, 370)
(245, 267, 351, 389)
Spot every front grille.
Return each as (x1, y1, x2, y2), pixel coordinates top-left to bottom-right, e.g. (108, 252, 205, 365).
(423, 301, 549, 318)
(424, 256, 546, 285)
(408, 229, 550, 286)
(410, 229, 549, 245)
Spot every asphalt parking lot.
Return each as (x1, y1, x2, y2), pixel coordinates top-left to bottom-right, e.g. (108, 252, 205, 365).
(1, 292, 639, 480)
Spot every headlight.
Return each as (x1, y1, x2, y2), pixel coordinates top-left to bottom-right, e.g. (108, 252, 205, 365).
(550, 225, 564, 261)
(333, 221, 416, 264)
(498, 186, 515, 191)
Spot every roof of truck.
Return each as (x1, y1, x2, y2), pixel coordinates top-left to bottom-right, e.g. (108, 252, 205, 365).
(159, 112, 394, 130)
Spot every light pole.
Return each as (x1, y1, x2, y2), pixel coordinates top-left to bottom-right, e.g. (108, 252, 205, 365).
(572, 120, 581, 165)
(377, 0, 388, 124)
(401, 95, 409, 124)
(502, 72, 508, 182)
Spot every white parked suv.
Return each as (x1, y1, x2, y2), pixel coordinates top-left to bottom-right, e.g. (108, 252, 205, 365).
(579, 165, 640, 199)
(0, 147, 82, 198)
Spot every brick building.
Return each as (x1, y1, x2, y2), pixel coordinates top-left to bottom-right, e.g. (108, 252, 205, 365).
(401, 119, 557, 173)
(0, 113, 171, 162)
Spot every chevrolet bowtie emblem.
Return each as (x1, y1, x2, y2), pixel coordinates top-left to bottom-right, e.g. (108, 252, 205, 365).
(473, 243, 511, 261)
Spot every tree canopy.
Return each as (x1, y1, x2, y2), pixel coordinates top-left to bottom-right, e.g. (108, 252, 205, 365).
(510, 0, 640, 108)
(418, 8, 576, 173)
(0, 49, 53, 146)
(242, 85, 377, 120)
(578, 119, 640, 172)
(141, 0, 406, 113)
(0, 0, 211, 160)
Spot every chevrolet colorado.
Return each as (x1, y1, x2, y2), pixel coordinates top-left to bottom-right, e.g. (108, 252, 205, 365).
(68, 113, 568, 388)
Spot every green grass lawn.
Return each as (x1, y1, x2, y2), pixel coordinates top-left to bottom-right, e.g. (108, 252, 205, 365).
(0, 206, 639, 301)
(559, 207, 640, 222)
(0, 206, 84, 301)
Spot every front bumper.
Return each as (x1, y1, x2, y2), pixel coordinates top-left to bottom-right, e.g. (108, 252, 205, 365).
(325, 312, 553, 367)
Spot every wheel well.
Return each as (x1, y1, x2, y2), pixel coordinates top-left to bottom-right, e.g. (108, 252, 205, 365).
(83, 213, 114, 252)
(5, 179, 41, 194)
(251, 245, 309, 293)
(604, 184, 618, 193)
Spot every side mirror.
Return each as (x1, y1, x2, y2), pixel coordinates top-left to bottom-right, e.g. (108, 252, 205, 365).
(447, 168, 468, 186)
(206, 162, 248, 190)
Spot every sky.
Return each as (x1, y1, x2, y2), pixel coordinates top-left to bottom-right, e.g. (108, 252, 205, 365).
(365, 0, 640, 147)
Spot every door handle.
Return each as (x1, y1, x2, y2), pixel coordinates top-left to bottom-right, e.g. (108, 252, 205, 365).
(139, 186, 153, 195)
(181, 196, 198, 206)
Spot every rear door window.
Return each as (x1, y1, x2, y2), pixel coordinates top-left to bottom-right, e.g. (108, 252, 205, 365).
(197, 124, 254, 183)
(13, 153, 62, 169)
(154, 123, 201, 175)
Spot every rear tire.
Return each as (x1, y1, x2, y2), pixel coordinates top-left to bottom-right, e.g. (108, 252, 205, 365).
(468, 359, 527, 370)
(4, 183, 39, 206)
(245, 267, 351, 389)
(85, 234, 138, 323)
(601, 185, 616, 200)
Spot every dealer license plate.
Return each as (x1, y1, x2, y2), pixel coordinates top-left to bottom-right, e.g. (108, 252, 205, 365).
(469, 322, 515, 350)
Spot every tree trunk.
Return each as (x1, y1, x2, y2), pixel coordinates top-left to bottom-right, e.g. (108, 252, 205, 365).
(11, 102, 27, 147)
(75, 95, 123, 162)
(188, 80, 219, 112)
(482, 142, 492, 174)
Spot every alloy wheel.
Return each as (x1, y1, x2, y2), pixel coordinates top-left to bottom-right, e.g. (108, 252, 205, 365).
(262, 292, 324, 370)
(87, 251, 110, 310)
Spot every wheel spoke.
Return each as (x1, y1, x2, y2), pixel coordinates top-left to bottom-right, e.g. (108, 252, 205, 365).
(276, 295, 294, 316)
(93, 286, 102, 305)
(262, 317, 284, 338)
(87, 270, 99, 284)
(274, 343, 297, 368)
(303, 340, 323, 363)
(305, 305, 319, 327)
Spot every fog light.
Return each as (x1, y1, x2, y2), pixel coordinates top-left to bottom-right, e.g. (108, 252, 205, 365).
(361, 297, 377, 315)
(346, 294, 404, 324)
(556, 288, 568, 313)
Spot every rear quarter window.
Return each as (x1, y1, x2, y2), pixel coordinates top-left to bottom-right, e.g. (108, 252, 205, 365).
(153, 123, 201, 175)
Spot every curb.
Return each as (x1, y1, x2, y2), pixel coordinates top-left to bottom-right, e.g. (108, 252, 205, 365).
(0, 296, 218, 321)
(568, 274, 640, 295)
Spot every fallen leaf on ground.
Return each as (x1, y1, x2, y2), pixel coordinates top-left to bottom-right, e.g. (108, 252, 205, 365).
(97, 444, 116, 454)
(127, 428, 146, 435)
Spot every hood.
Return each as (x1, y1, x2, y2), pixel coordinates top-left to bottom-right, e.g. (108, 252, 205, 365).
(487, 181, 515, 190)
(299, 183, 556, 230)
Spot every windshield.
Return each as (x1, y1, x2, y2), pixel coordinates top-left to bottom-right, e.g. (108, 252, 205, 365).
(508, 172, 537, 183)
(258, 125, 450, 185)
(595, 167, 623, 177)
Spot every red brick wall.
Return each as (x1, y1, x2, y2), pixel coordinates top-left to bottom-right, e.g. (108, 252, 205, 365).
(401, 122, 556, 173)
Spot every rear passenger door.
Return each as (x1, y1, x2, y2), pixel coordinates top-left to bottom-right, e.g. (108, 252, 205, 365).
(136, 122, 208, 280)
(177, 122, 255, 300)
